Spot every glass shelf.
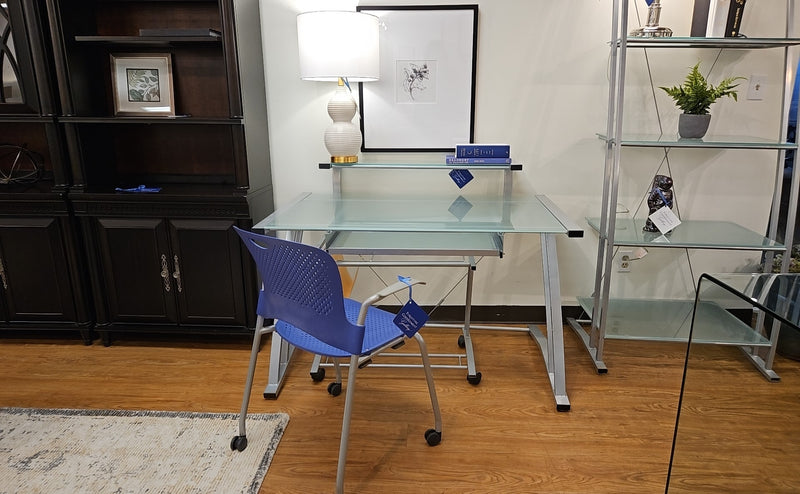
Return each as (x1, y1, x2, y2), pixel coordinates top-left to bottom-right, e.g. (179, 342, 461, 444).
(577, 296, 771, 346)
(587, 217, 785, 250)
(319, 162, 523, 170)
(597, 133, 797, 149)
(620, 37, 800, 49)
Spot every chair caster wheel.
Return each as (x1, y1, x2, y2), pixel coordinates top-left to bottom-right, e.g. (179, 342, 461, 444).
(467, 372, 482, 385)
(457, 335, 465, 348)
(310, 368, 326, 382)
(327, 382, 342, 396)
(424, 428, 441, 446)
(230, 435, 248, 451)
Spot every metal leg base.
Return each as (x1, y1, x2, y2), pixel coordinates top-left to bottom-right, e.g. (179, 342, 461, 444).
(739, 347, 781, 382)
(566, 317, 608, 374)
(528, 324, 570, 412)
(263, 332, 296, 399)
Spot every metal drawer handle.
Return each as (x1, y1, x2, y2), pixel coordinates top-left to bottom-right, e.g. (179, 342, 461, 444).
(160, 254, 171, 292)
(172, 255, 182, 293)
(0, 256, 7, 290)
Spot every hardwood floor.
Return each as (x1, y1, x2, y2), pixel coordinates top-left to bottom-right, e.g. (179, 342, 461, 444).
(1, 326, 798, 493)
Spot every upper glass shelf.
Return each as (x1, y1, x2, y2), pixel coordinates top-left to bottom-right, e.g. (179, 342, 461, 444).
(319, 162, 523, 170)
(618, 37, 800, 49)
(587, 217, 785, 250)
(597, 133, 797, 149)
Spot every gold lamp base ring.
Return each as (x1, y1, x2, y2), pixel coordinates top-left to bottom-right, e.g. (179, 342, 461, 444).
(331, 156, 358, 164)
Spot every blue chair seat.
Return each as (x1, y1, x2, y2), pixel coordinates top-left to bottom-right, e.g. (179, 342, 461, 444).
(277, 298, 404, 358)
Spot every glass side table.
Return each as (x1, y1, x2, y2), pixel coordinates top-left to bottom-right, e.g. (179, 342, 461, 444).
(666, 273, 800, 493)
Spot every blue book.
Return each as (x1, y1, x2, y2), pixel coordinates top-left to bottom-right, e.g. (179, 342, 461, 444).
(445, 155, 512, 164)
(455, 143, 510, 158)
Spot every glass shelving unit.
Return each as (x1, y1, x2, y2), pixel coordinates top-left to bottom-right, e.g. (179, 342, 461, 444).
(568, 0, 800, 380)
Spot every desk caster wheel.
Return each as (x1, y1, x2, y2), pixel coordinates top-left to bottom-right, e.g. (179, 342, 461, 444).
(457, 335, 465, 348)
(230, 435, 248, 451)
(467, 372, 482, 385)
(310, 368, 325, 382)
(424, 428, 441, 446)
(327, 382, 342, 396)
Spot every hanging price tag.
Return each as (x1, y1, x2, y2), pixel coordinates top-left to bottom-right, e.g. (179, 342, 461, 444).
(449, 168, 474, 188)
(393, 276, 429, 337)
(648, 206, 681, 234)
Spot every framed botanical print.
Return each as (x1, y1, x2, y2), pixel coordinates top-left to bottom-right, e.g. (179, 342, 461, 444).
(357, 5, 478, 152)
(110, 53, 175, 116)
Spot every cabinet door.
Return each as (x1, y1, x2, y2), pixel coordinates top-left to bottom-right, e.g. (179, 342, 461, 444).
(0, 217, 76, 322)
(94, 217, 177, 324)
(168, 219, 246, 327)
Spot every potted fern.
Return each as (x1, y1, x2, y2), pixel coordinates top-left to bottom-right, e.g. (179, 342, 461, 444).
(660, 62, 744, 138)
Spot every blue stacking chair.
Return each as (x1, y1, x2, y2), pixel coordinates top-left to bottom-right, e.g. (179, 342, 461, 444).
(230, 227, 442, 493)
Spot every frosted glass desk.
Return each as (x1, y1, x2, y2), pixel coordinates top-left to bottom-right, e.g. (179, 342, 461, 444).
(253, 192, 583, 411)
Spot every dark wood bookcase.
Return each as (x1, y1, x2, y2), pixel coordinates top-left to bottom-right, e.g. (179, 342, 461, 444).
(0, 0, 272, 344)
(0, 0, 92, 343)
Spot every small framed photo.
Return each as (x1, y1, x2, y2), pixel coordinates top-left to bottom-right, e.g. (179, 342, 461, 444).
(357, 5, 478, 152)
(110, 53, 175, 116)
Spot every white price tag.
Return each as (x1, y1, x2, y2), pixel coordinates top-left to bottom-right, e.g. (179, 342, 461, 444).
(648, 206, 681, 234)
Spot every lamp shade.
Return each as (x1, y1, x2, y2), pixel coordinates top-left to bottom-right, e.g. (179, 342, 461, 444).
(297, 11, 379, 82)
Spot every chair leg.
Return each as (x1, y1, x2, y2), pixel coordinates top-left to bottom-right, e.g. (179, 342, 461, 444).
(335, 355, 360, 494)
(414, 332, 443, 439)
(231, 315, 268, 452)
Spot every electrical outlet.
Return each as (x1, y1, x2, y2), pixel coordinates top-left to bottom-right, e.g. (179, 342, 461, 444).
(747, 75, 767, 100)
(617, 249, 633, 272)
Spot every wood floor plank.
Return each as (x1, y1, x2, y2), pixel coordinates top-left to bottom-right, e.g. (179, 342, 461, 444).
(1, 326, 798, 493)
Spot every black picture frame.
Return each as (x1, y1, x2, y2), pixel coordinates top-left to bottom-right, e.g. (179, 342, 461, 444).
(357, 5, 478, 153)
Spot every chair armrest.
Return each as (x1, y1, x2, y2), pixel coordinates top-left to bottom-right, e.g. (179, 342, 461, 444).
(357, 278, 426, 326)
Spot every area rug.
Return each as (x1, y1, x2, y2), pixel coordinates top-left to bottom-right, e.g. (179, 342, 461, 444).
(0, 407, 289, 494)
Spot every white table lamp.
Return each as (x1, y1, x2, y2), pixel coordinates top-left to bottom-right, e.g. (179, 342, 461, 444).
(297, 11, 379, 163)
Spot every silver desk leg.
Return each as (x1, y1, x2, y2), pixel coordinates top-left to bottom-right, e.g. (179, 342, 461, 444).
(528, 234, 570, 412)
(263, 332, 296, 399)
(262, 230, 303, 399)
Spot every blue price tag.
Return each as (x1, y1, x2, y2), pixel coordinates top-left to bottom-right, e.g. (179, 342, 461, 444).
(393, 299, 429, 337)
(449, 169, 473, 189)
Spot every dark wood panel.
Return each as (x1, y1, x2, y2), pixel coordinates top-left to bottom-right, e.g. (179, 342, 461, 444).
(72, 123, 236, 186)
(95, 1, 221, 36)
(0, 122, 53, 173)
(168, 218, 246, 326)
(0, 216, 76, 322)
(94, 216, 177, 324)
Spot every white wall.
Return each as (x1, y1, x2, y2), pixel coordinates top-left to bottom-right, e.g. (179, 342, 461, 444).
(259, 0, 798, 309)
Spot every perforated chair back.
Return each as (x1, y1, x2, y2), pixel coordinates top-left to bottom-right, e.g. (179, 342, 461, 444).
(234, 227, 365, 354)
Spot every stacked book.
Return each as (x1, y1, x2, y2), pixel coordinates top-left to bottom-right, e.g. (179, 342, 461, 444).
(690, 0, 747, 38)
(445, 144, 511, 165)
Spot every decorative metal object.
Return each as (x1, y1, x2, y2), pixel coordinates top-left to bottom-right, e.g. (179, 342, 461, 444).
(0, 144, 43, 184)
(630, 0, 673, 38)
(643, 175, 674, 232)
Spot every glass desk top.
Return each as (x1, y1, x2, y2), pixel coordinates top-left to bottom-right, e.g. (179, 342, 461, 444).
(254, 193, 583, 236)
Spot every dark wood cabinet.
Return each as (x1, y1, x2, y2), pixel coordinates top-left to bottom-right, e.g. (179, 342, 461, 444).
(0, 189, 92, 343)
(87, 214, 250, 343)
(1, 0, 272, 343)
